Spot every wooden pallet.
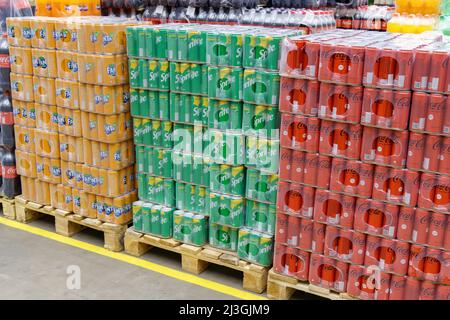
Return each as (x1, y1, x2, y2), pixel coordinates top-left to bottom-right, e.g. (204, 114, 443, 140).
(267, 269, 357, 300)
(124, 228, 269, 293)
(14, 195, 128, 252)
(0, 196, 16, 220)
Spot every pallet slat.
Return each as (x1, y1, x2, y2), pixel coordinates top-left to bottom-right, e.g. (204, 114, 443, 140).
(0, 196, 16, 220)
(12, 196, 128, 252)
(267, 269, 357, 300)
(124, 228, 269, 294)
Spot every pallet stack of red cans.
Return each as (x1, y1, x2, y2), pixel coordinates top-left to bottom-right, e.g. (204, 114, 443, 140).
(273, 30, 449, 300)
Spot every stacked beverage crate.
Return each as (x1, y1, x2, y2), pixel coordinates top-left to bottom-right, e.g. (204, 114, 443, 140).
(272, 29, 449, 300)
(126, 23, 302, 266)
(128, 24, 211, 245)
(8, 16, 137, 224)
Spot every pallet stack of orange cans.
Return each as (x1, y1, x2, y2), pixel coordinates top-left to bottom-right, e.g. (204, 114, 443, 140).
(273, 29, 449, 300)
(7, 16, 139, 225)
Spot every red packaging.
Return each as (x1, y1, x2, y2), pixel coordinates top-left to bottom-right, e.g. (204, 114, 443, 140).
(364, 235, 411, 275)
(279, 148, 332, 189)
(360, 88, 411, 130)
(309, 253, 349, 293)
(276, 181, 316, 218)
(436, 284, 450, 300)
(323, 225, 366, 264)
(412, 208, 431, 245)
(318, 82, 363, 124)
(319, 120, 363, 160)
(329, 158, 374, 198)
(372, 165, 421, 207)
(347, 265, 391, 300)
(286, 214, 301, 247)
(396, 207, 416, 243)
(410, 92, 448, 136)
(427, 212, 448, 249)
(363, 43, 415, 90)
(313, 189, 356, 228)
(280, 114, 321, 153)
(388, 275, 408, 300)
(360, 127, 409, 168)
(407, 133, 450, 175)
(280, 37, 323, 79)
(275, 212, 288, 244)
(417, 173, 450, 214)
(408, 245, 448, 284)
(279, 77, 320, 116)
(273, 244, 311, 281)
(354, 198, 399, 239)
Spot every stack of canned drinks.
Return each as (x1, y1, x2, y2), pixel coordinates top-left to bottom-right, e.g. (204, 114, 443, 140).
(127, 23, 301, 267)
(8, 16, 138, 224)
(271, 29, 449, 300)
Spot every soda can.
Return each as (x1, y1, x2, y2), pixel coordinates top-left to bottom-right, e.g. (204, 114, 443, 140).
(126, 27, 138, 57)
(173, 210, 184, 241)
(163, 179, 175, 207)
(237, 227, 251, 260)
(190, 63, 202, 95)
(169, 62, 180, 92)
(129, 58, 139, 88)
(130, 88, 139, 116)
(142, 202, 153, 234)
(160, 206, 174, 238)
(138, 59, 149, 89)
(209, 223, 238, 252)
(258, 233, 274, 267)
(132, 200, 144, 232)
(191, 214, 207, 246)
(150, 205, 162, 235)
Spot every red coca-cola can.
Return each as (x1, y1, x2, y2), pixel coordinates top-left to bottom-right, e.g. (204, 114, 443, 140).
(354, 198, 399, 239)
(417, 173, 450, 214)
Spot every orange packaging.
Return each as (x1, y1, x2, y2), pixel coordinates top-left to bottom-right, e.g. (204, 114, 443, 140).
(9, 47, 32, 75)
(78, 54, 128, 86)
(79, 190, 97, 218)
(98, 191, 136, 224)
(35, 128, 60, 158)
(75, 162, 83, 189)
(15, 149, 37, 178)
(30, 17, 56, 49)
(10, 73, 34, 102)
(35, 103, 58, 132)
(6, 17, 33, 47)
(54, 20, 78, 51)
(82, 165, 92, 193)
(31, 49, 57, 78)
(61, 160, 77, 188)
(36, 155, 62, 184)
(59, 134, 83, 163)
(20, 176, 36, 202)
(33, 76, 56, 105)
(72, 188, 81, 214)
(56, 107, 82, 137)
(14, 125, 35, 153)
(35, 178, 51, 206)
(84, 139, 134, 170)
(12, 100, 35, 128)
(56, 51, 79, 81)
(55, 79, 79, 109)
(96, 22, 129, 55)
(77, 20, 96, 54)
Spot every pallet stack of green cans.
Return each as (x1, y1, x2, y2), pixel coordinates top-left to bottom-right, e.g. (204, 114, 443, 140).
(126, 23, 302, 266)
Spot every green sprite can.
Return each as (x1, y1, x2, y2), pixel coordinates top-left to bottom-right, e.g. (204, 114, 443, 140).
(163, 179, 175, 207)
(191, 214, 207, 246)
(138, 90, 149, 117)
(201, 64, 208, 96)
(160, 206, 174, 238)
(148, 60, 159, 90)
(162, 149, 173, 178)
(229, 33, 243, 67)
(191, 96, 203, 125)
(196, 186, 206, 214)
(135, 145, 146, 173)
(201, 97, 209, 126)
(137, 173, 147, 201)
(132, 200, 144, 232)
(179, 63, 191, 93)
(182, 211, 194, 243)
(186, 184, 196, 212)
(153, 177, 164, 203)
(208, 99, 229, 131)
(237, 228, 250, 260)
(145, 146, 154, 174)
(267, 204, 276, 235)
(133, 117, 143, 144)
(209, 223, 238, 251)
(130, 88, 139, 116)
(191, 154, 204, 186)
(142, 202, 153, 233)
(173, 151, 183, 181)
(187, 30, 205, 63)
(190, 63, 202, 95)
(205, 31, 218, 65)
(248, 230, 261, 262)
(154, 28, 167, 59)
(138, 59, 149, 88)
(145, 28, 155, 58)
(150, 204, 162, 235)
(142, 118, 152, 146)
(159, 91, 170, 120)
(245, 135, 258, 167)
(176, 182, 185, 209)
(258, 233, 273, 266)
(179, 94, 189, 123)
(148, 90, 159, 119)
(126, 26, 137, 57)
(231, 165, 245, 196)
(173, 210, 184, 241)
(243, 68, 256, 104)
(162, 121, 173, 149)
(177, 29, 188, 61)
(193, 125, 204, 155)
(169, 92, 180, 122)
(136, 27, 146, 58)
(128, 58, 139, 88)
(151, 120, 161, 147)
(181, 152, 192, 183)
(159, 61, 170, 91)
(167, 28, 178, 61)
(169, 62, 180, 92)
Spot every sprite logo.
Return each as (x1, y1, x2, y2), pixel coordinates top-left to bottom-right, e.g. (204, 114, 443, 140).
(218, 77, 231, 91)
(217, 230, 230, 244)
(216, 108, 229, 122)
(252, 113, 266, 129)
(188, 38, 203, 49)
(217, 173, 230, 186)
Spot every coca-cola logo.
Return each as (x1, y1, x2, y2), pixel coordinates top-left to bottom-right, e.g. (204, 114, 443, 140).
(0, 55, 10, 68)
(408, 134, 426, 149)
(398, 209, 414, 222)
(395, 96, 411, 109)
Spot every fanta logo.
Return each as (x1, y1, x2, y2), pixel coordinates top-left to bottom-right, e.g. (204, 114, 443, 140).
(29, 109, 36, 119)
(22, 27, 32, 39)
(104, 124, 116, 135)
(11, 81, 19, 91)
(37, 164, 43, 172)
(51, 113, 59, 124)
(64, 195, 72, 204)
(68, 60, 78, 72)
(114, 151, 121, 161)
(90, 32, 98, 43)
(7, 26, 15, 38)
(67, 117, 73, 126)
(60, 143, 68, 152)
(95, 95, 103, 104)
(38, 28, 46, 39)
(107, 65, 116, 76)
(123, 92, 129, 103)
(52, 30, 60, 40)
(103, 33, 113, 46)
(52, 166, 61, 177)
(100, 151, 108, 160)
(74, 197, 80, 206)
(66, 169, 74, 179)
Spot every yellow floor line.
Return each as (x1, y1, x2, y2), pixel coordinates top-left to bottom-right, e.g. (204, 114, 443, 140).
(0, 216, 267, 300)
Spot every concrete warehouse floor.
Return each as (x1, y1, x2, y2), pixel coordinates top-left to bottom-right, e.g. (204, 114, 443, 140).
(0, 215, 321, 300)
